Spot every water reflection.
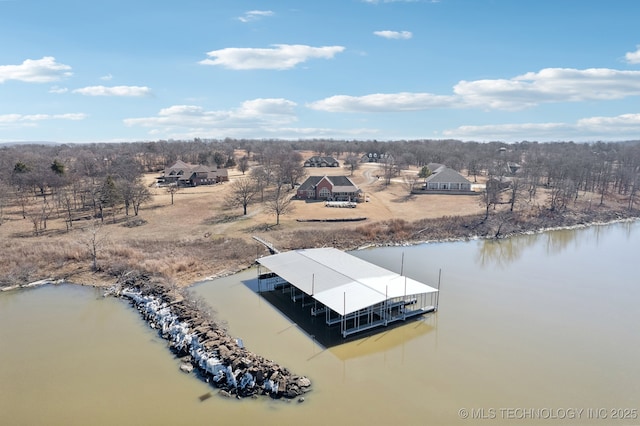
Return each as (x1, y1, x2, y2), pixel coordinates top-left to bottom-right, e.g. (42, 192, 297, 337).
(476, 236, 533, 269)
(329, 316, 435, 361)
(476, 220, 639, 268)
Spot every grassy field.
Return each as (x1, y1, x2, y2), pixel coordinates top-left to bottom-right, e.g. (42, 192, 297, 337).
(0, 154, 629, 289)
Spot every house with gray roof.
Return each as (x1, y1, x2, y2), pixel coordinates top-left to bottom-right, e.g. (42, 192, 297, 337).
(304, 156, 340, 167)
(157, 160, 228, 187)
(361, 152, 393, 163)
(421, 164, 473, 193)
(296, 175, 361, 201)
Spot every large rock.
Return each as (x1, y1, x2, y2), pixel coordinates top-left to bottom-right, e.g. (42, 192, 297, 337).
(180, 363, 194, 373)
(297, 377, 311, 388)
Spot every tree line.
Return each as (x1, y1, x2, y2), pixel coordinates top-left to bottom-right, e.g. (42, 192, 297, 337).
(1, 138, 639, 233)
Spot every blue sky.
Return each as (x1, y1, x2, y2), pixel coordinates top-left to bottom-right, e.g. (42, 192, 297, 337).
(2, 0, 640, 144)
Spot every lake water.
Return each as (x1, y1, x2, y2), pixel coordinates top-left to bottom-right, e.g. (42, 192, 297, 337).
(1, 221, 639, 425)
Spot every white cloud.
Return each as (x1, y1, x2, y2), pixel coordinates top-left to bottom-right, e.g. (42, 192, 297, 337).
(374, 30, 413, 39)
(199, 44, 345, 70)
(49, 85, 68, 94)
(310, 67, 640, 113)
(124, 99, 334, 139)
(100, 73, 113, 81)
(625, 45, 640, 64)
(308, 92, 455, 112)
(454, 68, 640, 109)
(72, 85, 152, 97)
(238, 10, 274, 23)
(576, 112, 640, 132)
(124, 98, 298, 134)
(0, 56, 72, 83)
(442, 113, 640, 142)
(0, 113, 87, 127)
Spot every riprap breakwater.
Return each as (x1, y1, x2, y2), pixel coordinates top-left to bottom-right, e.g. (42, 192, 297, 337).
(114, 283, 311, 400)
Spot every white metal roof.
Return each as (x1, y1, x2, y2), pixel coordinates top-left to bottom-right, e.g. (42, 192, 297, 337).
(257, 247, 438, 316)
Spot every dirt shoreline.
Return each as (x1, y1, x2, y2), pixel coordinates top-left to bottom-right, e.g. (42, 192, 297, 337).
(3, 208, 638, 292)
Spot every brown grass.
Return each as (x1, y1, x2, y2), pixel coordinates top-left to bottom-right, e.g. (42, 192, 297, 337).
(1, 152, 637, 289)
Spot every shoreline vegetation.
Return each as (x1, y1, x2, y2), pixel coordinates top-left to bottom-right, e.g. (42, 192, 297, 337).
(2, 139, 640, 400)
(4, 206, 638, 293)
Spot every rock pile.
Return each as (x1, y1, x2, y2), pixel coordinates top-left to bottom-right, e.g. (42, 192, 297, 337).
(116, 283, 311, 400)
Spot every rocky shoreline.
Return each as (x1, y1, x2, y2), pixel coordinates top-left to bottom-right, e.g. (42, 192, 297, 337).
(110, 278, 311, 401)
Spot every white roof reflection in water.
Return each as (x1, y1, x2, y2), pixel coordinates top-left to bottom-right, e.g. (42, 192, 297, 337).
(257, 247, 438, 316)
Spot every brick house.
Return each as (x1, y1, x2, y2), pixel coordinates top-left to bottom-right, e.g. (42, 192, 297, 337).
(296, 175, 361, 201)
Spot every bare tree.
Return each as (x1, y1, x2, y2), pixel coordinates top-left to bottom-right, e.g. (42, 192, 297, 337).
(401, 173, 419, 196)
(628, 172, 640, 211)
(25, 198, 53, 236)
(118, 178, 151, 216)
(343, 155, 360, 176)
(466, 158, 481, 183)
(225, 177, 258, 215)
(548, 178, 577, 212)
(505, 177, 525, 212)
(0, 182, 10, 225)
(131, 182, 152, 216)
(380, 157, 399, 186)
(250, 166, 270, 202)
(56, 186, 75, 231)
(266, 185, 294, 225)
(166, 183, 180, 205)
(237, 156, 250, 175)
(597, 160, 613, 206)
(275, 151, 306, 189)
(82, 220, 109, 271)
(481, 170, 502, 220)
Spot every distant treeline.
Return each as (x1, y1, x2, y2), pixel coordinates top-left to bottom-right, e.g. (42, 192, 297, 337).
(1, 138, 639, 233)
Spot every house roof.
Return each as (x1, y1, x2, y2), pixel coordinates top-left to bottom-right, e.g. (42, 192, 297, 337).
(192, 165, 211, 172)
(305, 156, 338, 164)
(297, 176, 323, 191)
(427, 163, 445, 172)
(322, 175, 356, 187)
(165, 160, 191, 173)
(257, 248, 438, 316)
(298, 175, 359, 192)
(425, 167, 471, 184)
(164, 160, 220, 177)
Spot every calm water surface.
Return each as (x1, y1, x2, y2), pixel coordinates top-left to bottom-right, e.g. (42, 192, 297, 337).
(1, 221, 639, 425)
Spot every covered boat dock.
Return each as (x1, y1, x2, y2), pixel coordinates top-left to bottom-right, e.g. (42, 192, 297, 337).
(256, 248, 439, 338)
